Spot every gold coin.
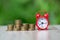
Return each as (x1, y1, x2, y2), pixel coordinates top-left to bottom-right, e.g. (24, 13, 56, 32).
(7, 24, 14, 31)
(15, 20, 22, 25)
(14, 25, 21, 31)
(21, 26, 28, 31)
(29, 24, 35, 31)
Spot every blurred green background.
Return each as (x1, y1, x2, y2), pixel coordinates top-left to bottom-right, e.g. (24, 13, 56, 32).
(0, 0, 60, 25)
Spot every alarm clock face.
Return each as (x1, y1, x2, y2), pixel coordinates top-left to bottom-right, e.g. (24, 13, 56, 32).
(37, 18, 48, 29)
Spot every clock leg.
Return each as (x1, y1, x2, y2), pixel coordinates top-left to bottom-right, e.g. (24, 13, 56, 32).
(45, 27, 48, 30)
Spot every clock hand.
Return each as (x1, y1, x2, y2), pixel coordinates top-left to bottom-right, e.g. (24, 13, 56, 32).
(44, 22, 47, 24)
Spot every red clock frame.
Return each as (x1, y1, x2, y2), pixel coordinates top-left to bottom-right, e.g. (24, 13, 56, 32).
(36, 12, 49, 30)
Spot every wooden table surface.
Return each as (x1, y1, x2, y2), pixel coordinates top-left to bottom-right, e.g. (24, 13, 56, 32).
(0, 25, 60, 40)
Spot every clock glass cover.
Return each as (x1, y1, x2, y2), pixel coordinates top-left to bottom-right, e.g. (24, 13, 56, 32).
(37, 18, 48, 29)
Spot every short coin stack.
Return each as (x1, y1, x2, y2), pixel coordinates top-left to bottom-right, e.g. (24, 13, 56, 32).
(7, 24, 14, 31)
(7, 20, 35, 31)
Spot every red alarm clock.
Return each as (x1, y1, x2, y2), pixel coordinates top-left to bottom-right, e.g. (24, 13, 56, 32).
(36, 12, 49, 30)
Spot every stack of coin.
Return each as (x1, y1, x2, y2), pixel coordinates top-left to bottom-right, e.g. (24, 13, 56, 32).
(7, 19, 36, 31)
(7, 24, 14, 31)
(14, 20, 22, 31)
(21, 23, 29, 31)
(29, 24, 35, 31)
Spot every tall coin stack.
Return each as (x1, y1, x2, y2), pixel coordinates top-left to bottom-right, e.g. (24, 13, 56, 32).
(14, 20, 22, 31)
